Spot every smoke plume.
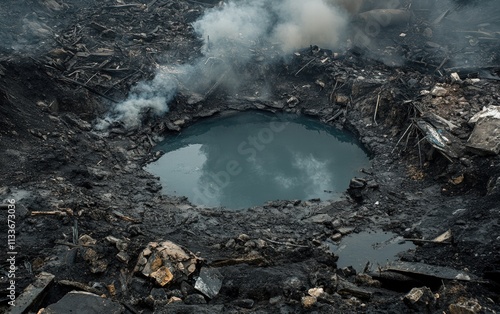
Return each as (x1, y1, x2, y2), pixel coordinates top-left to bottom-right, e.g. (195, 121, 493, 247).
(194, 0, 348, 55)
(99, 0, 349, 129)
(95, 72, 177, 130)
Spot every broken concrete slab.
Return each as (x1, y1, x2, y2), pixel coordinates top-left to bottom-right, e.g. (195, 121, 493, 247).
(41, 291, 123, 314)
(467, 116, 500, 155)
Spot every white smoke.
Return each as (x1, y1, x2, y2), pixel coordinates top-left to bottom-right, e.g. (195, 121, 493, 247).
(193, 0, 271, 54)
(97, 0, 348, 130)
(194, 0, 348, 55)
(95, 72, 176, 130)
(271, 0, 348, 53)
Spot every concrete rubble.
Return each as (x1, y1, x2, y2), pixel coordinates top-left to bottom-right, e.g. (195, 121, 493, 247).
(134, 240, 201, 287)
(467, 105, 500, 155)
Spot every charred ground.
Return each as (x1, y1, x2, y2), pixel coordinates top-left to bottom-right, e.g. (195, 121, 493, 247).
(1, 0, 500, 313)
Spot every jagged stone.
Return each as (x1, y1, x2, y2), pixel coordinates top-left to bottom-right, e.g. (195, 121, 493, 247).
(403, 287, 436, 312)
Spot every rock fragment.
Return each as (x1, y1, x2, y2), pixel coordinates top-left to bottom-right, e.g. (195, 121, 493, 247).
(194, 267, 223, 299)
(134, 240, 201, 286)
(403, 287, 436, 312)
(449, 299, 482, 314)
(301, 296, 317, 308)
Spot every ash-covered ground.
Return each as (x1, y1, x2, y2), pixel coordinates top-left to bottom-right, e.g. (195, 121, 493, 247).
(1, 0, 500, 313)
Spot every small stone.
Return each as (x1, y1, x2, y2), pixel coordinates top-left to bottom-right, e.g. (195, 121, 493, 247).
(269, 296, 282, 305)
(301, 296, 317, 308)
(173, 119, 185, 126)
(451, 72, 461, 82)
(431, 85, 448, 97)
(335, 94, 350, 105)
(138, 256, 148, 266)
(150, 266, 174, 286)
(225, 238, 236, 248)
(237, 234, 251, 242)
(143, 247, 152, 257)
(330, 233, 342, 241)
(306, 213, 332, 224)
(337, 227, 355, 235)
(233, 299, 255, 309)
(404, 287, 436, 311)
(287, 96, 300, 107)
(79, 235, 97, 246)
(449, 298, 482, 314)
(184, 293, 207, 305)
(116, 251, 130, 263)
(167, 296, 183, 304)
(308, 287, 324, 298)
(255, 239, 267, 248)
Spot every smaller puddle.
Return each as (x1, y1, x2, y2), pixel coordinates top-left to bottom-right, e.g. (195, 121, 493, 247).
(326, 231, 415, 272)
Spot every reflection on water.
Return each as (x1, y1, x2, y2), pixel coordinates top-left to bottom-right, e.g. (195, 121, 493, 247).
(326, 231, 416, 272)
(146, 111, 370, 209)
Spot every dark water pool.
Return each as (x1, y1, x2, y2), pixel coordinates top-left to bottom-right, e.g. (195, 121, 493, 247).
(146, 111, 370, 209)
(326, 231, 416, 272)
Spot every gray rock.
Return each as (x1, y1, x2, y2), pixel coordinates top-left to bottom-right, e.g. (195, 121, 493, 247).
(232, 299, 255, 309)
(467, 116, 500, 155)
(237, 234, 251, 242)
(194, 267, 223, 299)
(269, 296, 282, 305)
(349, 178, 366, 189)
(43, 291, 123, 314)
(305, 213, 333, 224)
(403, 287, 436, 312)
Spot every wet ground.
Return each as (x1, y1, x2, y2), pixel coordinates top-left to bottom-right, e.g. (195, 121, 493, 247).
(1, 0, 500, 313)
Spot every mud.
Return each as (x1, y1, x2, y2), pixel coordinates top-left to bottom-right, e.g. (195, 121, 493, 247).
(1, 0, 500, 313)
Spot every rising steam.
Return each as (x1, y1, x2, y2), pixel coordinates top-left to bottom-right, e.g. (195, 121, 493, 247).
(194, 0, 348, 55)
(98, 0, 349, 130)
(95, 73, 177, 130)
